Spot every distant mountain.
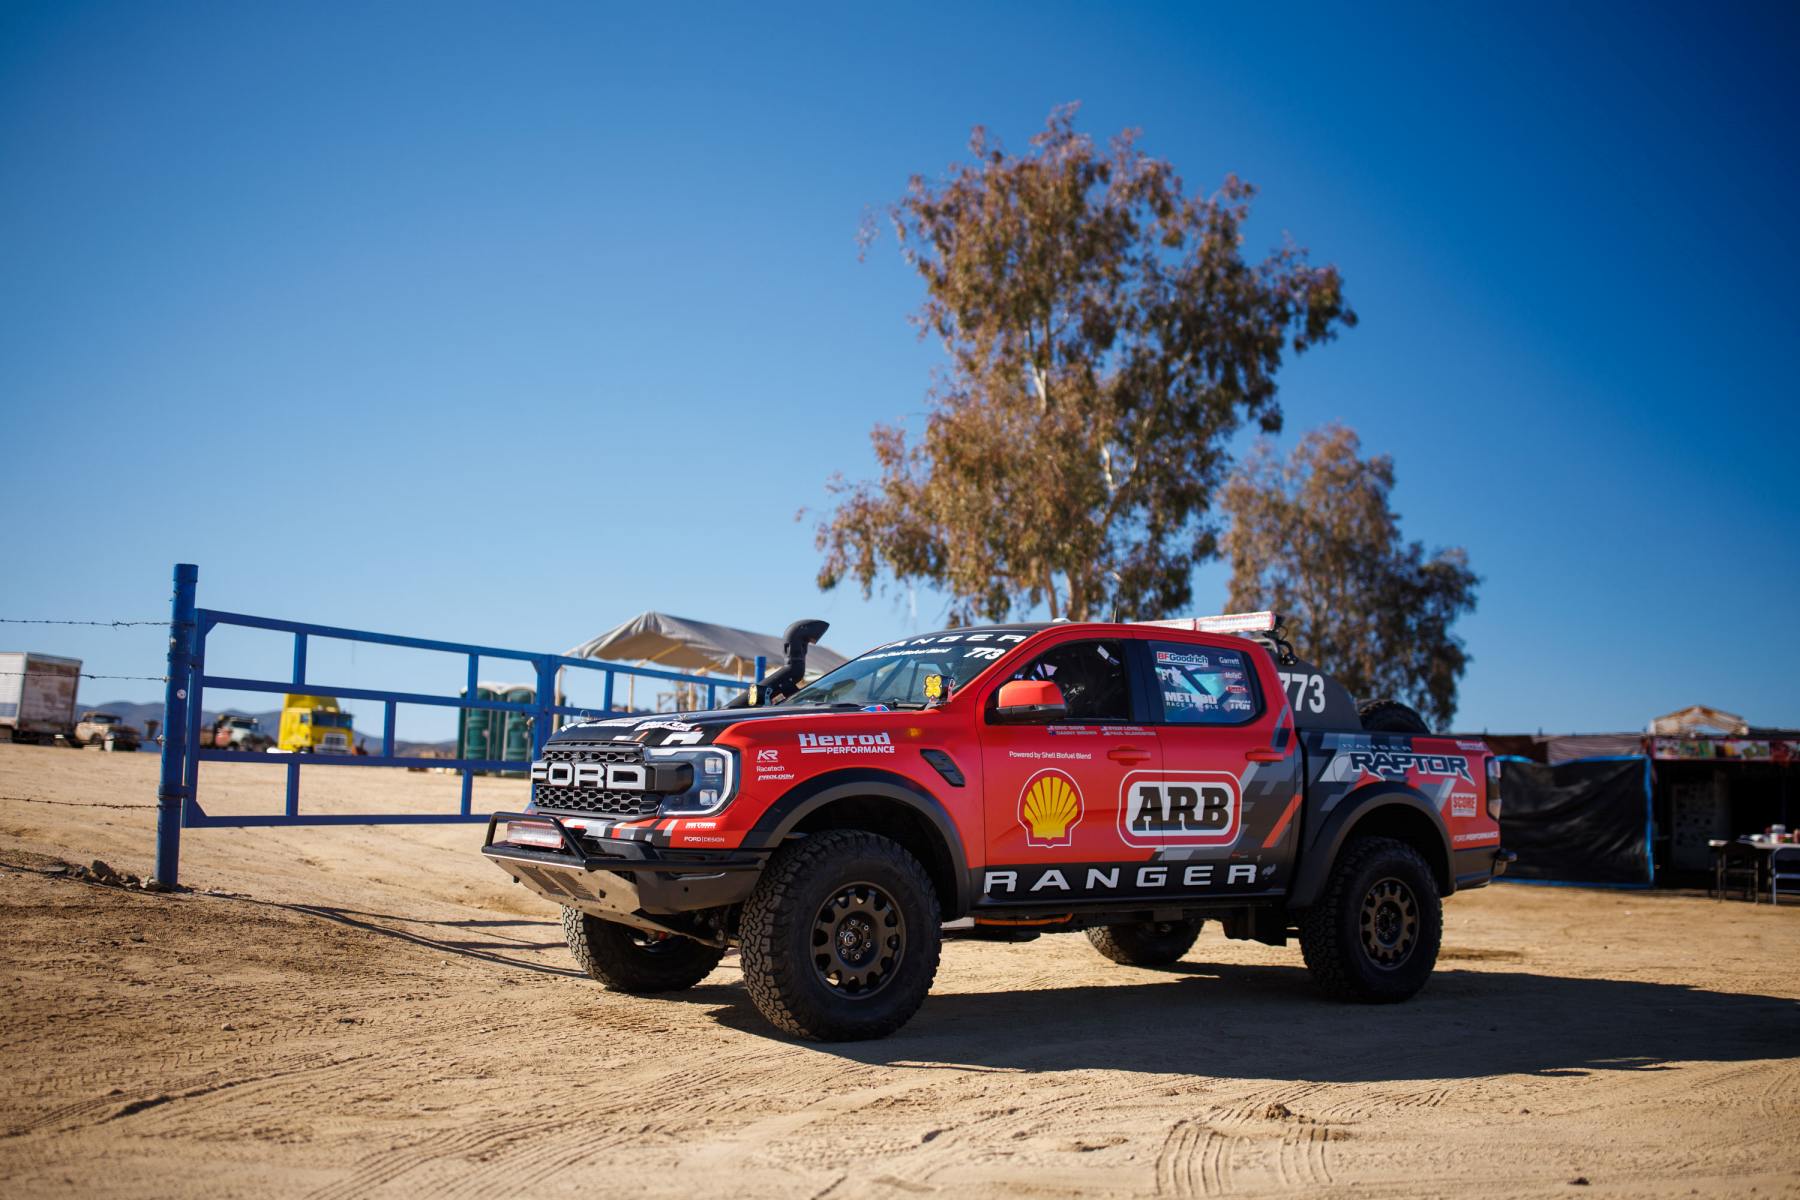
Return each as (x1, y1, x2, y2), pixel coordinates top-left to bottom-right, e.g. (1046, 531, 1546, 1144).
(78, 699, 455, 755)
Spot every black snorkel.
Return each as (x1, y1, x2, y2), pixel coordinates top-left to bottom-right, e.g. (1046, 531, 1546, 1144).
(728, 618, 829, 707)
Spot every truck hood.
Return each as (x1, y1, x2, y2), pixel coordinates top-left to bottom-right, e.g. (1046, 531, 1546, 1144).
(546, 704, 830, 749)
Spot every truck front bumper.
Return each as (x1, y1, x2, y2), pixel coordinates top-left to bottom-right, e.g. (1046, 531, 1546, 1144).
(481, 811, 766, 919)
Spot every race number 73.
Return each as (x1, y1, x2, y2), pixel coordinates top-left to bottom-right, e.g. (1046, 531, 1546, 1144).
(1278, 671, 1326, 714)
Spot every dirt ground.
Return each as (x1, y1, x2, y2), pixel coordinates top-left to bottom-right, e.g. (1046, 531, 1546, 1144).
(0, 743, 1796, 1198)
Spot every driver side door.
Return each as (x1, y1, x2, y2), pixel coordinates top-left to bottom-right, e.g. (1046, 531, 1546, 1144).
(973, 637, 1161, 907)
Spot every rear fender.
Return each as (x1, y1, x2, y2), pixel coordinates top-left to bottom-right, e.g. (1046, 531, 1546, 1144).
(1286, 786, 1453, 911)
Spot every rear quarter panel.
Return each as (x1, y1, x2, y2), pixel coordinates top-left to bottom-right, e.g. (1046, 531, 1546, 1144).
(1300, 730, 1499, 889)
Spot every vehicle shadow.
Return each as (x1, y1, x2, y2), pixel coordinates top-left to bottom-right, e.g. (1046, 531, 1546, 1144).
(252, 902, 586, 977)
(687, 959, 1800, 1083)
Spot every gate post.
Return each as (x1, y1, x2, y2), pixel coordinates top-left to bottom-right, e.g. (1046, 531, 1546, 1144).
(153, 563, 198, 889)
(532, 657, 558, 759)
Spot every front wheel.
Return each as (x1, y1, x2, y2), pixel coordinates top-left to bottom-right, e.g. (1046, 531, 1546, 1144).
(1086, 918, 1204, 966)
(562, 909, 726, 993)
(739, 830, 942, 1041)
(1298, 836, 1442, 1002)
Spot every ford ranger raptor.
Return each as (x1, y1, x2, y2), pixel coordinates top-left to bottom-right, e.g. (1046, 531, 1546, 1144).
(483, 612, 1512, 1041)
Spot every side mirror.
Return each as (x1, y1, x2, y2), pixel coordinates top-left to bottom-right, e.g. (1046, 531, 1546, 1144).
(993, 680, 1068, 724)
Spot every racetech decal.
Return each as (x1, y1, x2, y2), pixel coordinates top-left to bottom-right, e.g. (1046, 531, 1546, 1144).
(1117, 771, 1242, 848)
(1018, 769, 1083, 848)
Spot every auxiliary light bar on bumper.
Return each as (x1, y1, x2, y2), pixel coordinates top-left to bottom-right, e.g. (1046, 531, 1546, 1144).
(481, 811, 767, 875)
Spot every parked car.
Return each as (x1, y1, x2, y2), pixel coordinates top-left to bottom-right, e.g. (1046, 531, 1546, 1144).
(202, 714, 272, 752)
(75, 710, 142, 751)
(484, 612, 1513, 1041)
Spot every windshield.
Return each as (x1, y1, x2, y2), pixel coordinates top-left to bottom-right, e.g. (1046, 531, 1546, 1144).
(310, 711, 353, 729)
(787, 628, 1037, 709)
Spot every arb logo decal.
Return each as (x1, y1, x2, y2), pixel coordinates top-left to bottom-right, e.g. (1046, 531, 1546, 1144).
(1018, 769, 1083, 848)
(1118, 772, 1241, 847)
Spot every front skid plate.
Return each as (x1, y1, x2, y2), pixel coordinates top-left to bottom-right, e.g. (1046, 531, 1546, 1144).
(494, 856, 643, 920)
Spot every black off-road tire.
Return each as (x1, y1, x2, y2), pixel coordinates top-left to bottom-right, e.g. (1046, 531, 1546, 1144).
(1086, 918, 1204, 966)
(1357, 698, 1431, 734)
(561, 908, 726, 993)
(739, 830, 942, 1042)
(1299, 836, 1442, 1003)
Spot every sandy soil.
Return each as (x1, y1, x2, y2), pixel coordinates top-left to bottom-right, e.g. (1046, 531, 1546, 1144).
(1, 742, 1796, 1199)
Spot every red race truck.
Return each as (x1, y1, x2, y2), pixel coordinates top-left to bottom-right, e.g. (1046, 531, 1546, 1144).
(484, 613, 1511, 1041)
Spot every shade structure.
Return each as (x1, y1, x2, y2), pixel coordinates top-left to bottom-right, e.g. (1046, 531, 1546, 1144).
(563, 612, 850, 679)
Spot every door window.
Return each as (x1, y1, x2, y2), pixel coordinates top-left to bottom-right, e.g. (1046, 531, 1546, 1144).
(1149, 642, 1259, 726)
(996, 640, 1132, 722)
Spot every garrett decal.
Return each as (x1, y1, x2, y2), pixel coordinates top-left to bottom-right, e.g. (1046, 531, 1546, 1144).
(1118, 771, 1241, 847)
(1018, 769, 1083, 848)
(1450, 793, 1478, 818)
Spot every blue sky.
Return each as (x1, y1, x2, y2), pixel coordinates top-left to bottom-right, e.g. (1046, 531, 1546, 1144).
(2, 1, 1796, 739)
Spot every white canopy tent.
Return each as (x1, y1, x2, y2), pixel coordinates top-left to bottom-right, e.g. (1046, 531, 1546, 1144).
(561, 612, 850, 711)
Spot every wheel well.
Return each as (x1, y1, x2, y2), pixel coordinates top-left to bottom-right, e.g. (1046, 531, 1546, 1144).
(790, 796, 960, 916)
(1343, 803, 1452, 895)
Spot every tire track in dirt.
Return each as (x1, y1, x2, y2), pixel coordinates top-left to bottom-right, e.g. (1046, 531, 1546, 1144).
(1155, 1118, 1243, 1197)
(1277, 1123, 1334, 1189)
(2, 1052, 369, 1140)
(305, 1120, 564, 1200)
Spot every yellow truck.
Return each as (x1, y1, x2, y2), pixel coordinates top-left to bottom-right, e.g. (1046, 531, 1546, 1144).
(278, 694, 355, 754)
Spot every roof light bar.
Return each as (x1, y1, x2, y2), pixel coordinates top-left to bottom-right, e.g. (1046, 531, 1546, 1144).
(1138, 611, 1281, 634)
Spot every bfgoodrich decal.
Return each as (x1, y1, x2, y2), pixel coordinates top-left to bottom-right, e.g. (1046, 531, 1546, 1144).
(1117, 771, 1242, 848)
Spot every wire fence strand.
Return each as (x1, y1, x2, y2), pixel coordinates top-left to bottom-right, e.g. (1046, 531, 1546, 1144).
(1, 794, 156, 811)
(0, 671, 166, 681)
(0, 618, 165, 627)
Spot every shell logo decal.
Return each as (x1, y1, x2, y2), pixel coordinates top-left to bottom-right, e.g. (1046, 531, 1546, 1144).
(1018, 769, 1083, 848)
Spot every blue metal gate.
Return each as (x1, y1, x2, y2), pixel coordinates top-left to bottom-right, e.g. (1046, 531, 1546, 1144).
(152, 564, 759, 887)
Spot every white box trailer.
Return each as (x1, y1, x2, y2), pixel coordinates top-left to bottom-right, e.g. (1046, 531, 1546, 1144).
(0, 652, 82, 744)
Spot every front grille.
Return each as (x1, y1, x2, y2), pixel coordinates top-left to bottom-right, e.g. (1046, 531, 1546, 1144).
(533, 740, 660, 819)
(543, 740, 643, 765)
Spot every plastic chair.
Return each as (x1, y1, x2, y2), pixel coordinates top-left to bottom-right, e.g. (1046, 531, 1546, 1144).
(1772, 846, 1800, 906)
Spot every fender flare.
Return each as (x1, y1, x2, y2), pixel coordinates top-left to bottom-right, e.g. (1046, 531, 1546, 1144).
(742, 768, 972, 917)
(1285, 786, 1453, 912)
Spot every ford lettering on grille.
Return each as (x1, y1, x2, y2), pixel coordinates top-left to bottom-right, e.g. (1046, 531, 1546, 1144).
(530, 760, 648, 790)
(529, 740, 661, 818)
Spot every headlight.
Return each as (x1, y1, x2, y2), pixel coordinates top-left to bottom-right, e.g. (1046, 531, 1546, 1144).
(646, 746, 738, 815)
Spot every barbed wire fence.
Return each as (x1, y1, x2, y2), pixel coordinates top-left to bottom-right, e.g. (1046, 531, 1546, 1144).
(0, 616, 170, 683)
(0, 618, 165, 627)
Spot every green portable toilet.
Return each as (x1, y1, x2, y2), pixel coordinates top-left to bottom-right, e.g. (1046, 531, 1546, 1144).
(459, 685, 500, 764)
(500, 685, 535, 774)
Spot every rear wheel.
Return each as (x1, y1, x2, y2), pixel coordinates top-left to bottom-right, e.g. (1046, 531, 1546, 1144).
(561, 908, 725, 993)
(1299, 836, 1441, 1002)
(1086, 918, 1204, 966)
(739, 830, 942, 1041)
